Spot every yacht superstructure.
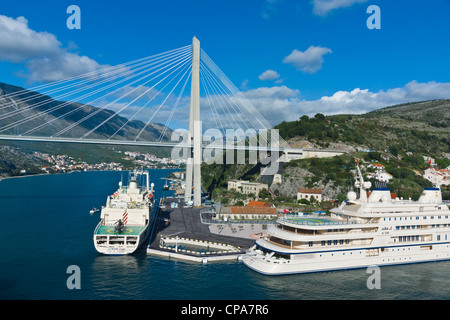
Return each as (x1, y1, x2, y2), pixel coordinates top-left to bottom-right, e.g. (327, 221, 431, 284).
(243, 161, 450, 275)
(93, 170, 155, 255)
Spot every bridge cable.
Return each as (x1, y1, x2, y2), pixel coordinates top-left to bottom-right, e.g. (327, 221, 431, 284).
(0, 47, 191, 130)
(79, 51, 192, 139)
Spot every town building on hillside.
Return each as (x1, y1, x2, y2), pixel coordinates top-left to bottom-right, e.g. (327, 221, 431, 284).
(423, 156, 436, 166)
(377, 172, 393, 183)
(297, 188, 322, 202)
(423, 168, 450, 186)
(367, 163, 385, 170)
(365, 171, 393, 183)
(228, 180, 269, 195)
(365, 163, 393, 183)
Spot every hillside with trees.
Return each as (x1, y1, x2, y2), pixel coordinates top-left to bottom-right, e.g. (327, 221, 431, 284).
(274, 99, 449, 155)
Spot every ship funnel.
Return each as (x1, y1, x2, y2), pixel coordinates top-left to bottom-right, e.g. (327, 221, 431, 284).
(129, 179, 138, 189)
(418, 187, 442, 204)
(368, 181, 391, 203)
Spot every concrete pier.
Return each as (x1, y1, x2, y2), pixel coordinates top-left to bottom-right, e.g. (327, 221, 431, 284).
(147, 198, 256, 262)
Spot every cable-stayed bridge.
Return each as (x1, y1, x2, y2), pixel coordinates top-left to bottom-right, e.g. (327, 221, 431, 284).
(0, 39, 279, 144)
(0, 37, 301, 206)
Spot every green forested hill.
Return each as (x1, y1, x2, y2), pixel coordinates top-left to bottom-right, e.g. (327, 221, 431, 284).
(274, 99, 450, 155)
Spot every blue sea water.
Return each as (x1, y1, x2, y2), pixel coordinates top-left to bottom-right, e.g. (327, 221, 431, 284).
(1, 170, 450, 300)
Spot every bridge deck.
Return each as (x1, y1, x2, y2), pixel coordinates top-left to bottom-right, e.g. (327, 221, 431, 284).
(0, 134, 287, 151)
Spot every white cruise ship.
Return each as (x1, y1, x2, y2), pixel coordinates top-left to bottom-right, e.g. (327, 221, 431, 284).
(243, 162, 450, 275)
(93, 170, 155, 255)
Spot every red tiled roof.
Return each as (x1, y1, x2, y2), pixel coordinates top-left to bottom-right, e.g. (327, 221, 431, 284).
(230, 206, 277, 215)
(297, 188, 322, 194)
(247, 201, 274, 207)
(369, 163, 384, 167)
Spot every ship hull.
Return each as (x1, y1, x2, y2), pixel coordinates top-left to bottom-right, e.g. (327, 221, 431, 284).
(94, 222, 151, 255)
(243, 241, 450, 275)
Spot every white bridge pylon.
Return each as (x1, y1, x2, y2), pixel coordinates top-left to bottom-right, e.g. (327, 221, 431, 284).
(185, 37, 201, 206)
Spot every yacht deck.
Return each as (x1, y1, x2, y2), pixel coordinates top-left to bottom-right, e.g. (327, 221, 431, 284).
(95, 225, 147, 236)
(279, 216, 347, 226)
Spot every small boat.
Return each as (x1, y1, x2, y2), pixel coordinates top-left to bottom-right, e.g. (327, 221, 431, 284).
(90, 208, 100, 215)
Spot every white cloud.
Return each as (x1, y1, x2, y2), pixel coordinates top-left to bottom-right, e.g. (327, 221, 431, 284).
(312, 0, 368, 16)
(0, 15, 61, 63)
(403, 80, 450, 100)
(258, 69, 281, 81)
(25, 52, 103, 83)
(241, 86, 302, 126)
(240, 81, 450, 126)
(92, 80, 450, 134)
(0, 14, 106, 83)
(245, 85, 299, 100)
(138, 80, 450, 133)
(283, 45, 332, 74)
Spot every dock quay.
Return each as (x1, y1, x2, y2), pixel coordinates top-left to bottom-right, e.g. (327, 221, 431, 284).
(147, 197, 257, 263)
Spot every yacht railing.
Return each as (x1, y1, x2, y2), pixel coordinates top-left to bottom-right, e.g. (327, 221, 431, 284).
(278, 216, 377, 226)
(93, 220, 103, 234)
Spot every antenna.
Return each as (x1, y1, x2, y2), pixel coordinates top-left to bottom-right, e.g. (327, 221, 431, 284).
(119, 173, 123, 189)
(354, 158, 369, 202)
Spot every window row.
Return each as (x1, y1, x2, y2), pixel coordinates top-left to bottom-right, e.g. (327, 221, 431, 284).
(384, 215, 449, 221)
(398, 235, 420, 242)
(395, 224, 450, 230)
(312, 239, 351, 247)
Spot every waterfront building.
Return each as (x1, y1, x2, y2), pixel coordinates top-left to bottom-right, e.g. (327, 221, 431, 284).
(297, 188, 322, 202)
(228, 180, 269, 195)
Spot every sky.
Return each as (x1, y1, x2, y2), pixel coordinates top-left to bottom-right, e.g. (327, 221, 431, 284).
(0, 0, 450, 128)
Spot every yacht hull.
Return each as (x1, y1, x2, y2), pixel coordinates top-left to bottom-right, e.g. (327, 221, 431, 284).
(243, 242, 450, 275)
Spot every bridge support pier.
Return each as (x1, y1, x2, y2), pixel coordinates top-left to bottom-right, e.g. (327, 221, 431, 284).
(185, 36, 202, 207)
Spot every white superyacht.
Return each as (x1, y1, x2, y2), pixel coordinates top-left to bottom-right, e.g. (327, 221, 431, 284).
(93, 170, 155, 255)
(243, 162, 450, 275)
